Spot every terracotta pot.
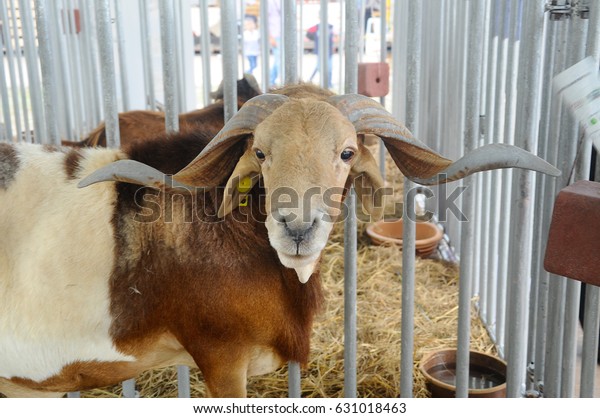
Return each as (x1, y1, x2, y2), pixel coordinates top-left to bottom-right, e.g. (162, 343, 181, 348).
(419, 349, 507, 398)
(366, 219, 443, 257)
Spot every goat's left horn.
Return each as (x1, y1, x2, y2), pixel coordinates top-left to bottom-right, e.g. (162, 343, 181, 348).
(328, 94, 560, 184)
(173, 94, 290, 187)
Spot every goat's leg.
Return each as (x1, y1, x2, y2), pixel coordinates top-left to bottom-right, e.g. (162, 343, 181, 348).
(193, 347, 249, 397)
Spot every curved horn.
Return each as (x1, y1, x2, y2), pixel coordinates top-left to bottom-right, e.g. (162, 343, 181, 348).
(173, 93, 290, 187)
(78, 159, 196, 190)
(411, 143, 561, 185)
(328, 94, 561, 183)
(328, 94, 452, 178)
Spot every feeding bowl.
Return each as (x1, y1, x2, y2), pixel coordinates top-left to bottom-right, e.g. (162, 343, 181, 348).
(419, 349, 507, 398)
(366, 218, 443, 257)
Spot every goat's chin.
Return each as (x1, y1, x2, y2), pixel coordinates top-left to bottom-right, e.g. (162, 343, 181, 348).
(276, 252, 320, 283)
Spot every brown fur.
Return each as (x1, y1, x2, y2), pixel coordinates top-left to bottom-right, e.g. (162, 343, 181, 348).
(0, 143, 19, 189)
(110, 132, 323, 395)
(64, 149, 83, 180)
(69, 77, 263, 150)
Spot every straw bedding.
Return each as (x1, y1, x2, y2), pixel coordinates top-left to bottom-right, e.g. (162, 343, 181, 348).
(83, 147, 496, 398)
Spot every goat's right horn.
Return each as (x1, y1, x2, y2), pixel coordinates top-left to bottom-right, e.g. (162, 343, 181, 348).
(329, 94, 560, 184)
(173, 94, 290, 187)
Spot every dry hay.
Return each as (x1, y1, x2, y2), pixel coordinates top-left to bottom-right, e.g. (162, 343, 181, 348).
(83, 144, 496, 398)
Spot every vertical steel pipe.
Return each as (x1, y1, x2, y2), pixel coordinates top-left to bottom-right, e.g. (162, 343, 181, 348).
(400, 0, 421, 398)
(456, 0, 485, 398)
(18, 0, 45, 143)
(114, 0, 130, 111)
(559, 12, 588, 398)
(1, 0, 23, 142)
(95, 0, 120, 148)
(343, 0, 359, 399)
(200, 0, 212, 105)
(506, 0, 547, 398)
(378, 0, 388, 176)
(487, 0, 511, 334)
(580, 1, 600, 398)
(282, 0, 298, 84)
(49, 0, 75, 139)
(34, 0, 61, 145)
(220, 0, 238, 122)
(259, 0, 270, 91)
(319, 0, 329, 89)
(0, 29, 13, 141)
(160, 0, 188, 396)
(498, 0, 522, 357)
(581, 285, 600, 397)
(139, 0, 155, 109)
(122, 378, 138, 398)
(160, 0, 180, 131)
(9, 0, 32, 142)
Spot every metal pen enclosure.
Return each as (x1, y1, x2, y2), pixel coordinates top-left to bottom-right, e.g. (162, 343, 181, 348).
(0, 0, 598, 398)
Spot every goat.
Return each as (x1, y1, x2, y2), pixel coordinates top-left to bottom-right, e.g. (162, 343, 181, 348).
(61, 74, 262, 149)
(0, 84, 559, 397)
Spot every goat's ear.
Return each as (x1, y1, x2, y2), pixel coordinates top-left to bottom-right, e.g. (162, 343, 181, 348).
(218, 149, 261, 218)
(173, 94, 289, 187)
(351, 145, 386, 221)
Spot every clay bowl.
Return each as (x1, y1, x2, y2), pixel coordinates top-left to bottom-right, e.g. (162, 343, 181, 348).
(366, 218, 443, 257)
(419, 349, 507, 398)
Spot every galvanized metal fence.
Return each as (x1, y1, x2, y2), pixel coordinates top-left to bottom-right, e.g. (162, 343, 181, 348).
(1, 0, 599, 398)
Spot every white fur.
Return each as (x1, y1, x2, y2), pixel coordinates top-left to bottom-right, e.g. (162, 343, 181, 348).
(0, 144, 134, 382)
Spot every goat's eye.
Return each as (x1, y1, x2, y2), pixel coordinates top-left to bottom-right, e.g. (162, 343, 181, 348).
(340, 149, 355, 162)
(255, 149, 265, 161)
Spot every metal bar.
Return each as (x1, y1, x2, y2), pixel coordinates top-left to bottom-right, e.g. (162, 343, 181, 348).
(95, 0, 120, 148)
(259, 0, 270, 90)
(581, 285, 600, 397)
(66, 0, 86, 138)
(343, 0, 359, 399)
(560, 12, 588, 398)
(0, 19, 13, 141)
(34, 0, 61, 145)
(287, 361, 301, 398)
(122, 378, 138, 398)
(506, 0, 547, 398)
(9, 0, 32, 142)
(18, 0, 45, 143)
(50, 0, 75, 139)
(114, 0, 130, 111)
(81, 0, 103, 125)
(378, 0, 388, 176)
(200, 0, 212, 105)
(160, 0, 187, 396)
(498, 0, 522, 358)
(456, 0, 485, 398)
(530, 1, 557, 386)
(539, 15, 569, 395)
(1, 0, 23, 142)
(282, 0, 297, 84)
(487, 0, 511, 334)
(160, 0, 180, 132)
(480, 0, 501, 325)
(580, 0, 600, 400)
(319, 0, 329, 89)
(221, 0, 238, 122)
(400, 0, 421, 398)
(139, 0, 155, 109)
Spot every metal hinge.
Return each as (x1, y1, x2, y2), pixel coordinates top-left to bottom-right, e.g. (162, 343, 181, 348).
(545, 1, 590, 20)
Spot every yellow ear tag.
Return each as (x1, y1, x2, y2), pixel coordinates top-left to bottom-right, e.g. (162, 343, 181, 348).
(237, 177, 253, 193)
(237, 177, 253, 207)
